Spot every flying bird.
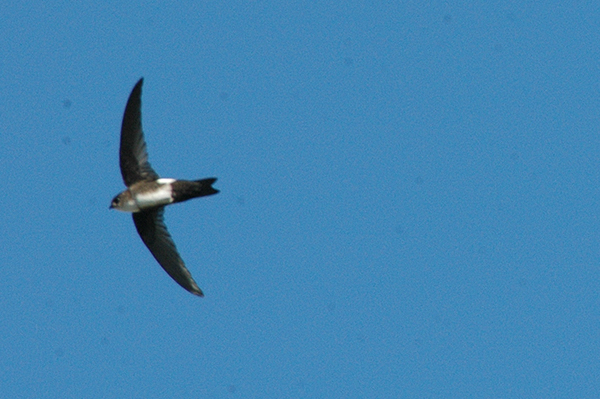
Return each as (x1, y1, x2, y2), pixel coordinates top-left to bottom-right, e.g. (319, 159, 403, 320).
(110, 78, 218, 296)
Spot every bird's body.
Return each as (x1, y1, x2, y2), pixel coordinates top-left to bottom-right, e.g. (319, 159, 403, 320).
(113, 178, 217, 212)
(110, 78, 218, 296)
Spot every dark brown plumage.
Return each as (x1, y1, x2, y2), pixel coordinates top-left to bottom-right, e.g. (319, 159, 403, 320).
(110, 78, 219, 296)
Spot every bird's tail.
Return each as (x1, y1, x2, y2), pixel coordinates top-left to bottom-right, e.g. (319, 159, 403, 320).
(172, 178, 219, 203)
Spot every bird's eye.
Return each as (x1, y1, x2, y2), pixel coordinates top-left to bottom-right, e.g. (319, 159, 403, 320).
(114, 198, 120, 204)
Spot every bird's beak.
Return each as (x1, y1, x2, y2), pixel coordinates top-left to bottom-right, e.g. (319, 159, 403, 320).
(109, 204, 114, 210)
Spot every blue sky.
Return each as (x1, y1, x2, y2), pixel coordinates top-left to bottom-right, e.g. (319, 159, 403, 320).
(2, 1, 600, 397)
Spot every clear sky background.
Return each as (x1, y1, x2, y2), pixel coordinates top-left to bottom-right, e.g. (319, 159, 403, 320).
(1, 1, 599, 398)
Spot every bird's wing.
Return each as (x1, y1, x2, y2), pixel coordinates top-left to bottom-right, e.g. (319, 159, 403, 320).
(120, 78, 160, 186)
(132, 207, 204, 296)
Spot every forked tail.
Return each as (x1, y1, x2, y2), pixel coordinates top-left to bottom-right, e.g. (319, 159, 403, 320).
(172, 178, 219, 203)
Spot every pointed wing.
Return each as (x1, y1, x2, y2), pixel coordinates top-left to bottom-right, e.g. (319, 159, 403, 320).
(132, 208, 204, 296)
(120, 78, 160, 186)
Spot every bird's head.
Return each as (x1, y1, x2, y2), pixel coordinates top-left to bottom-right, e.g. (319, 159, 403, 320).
(110, 190, 139, 212)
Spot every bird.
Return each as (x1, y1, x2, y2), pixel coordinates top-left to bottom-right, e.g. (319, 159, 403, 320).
(110, 78, 218, 296)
